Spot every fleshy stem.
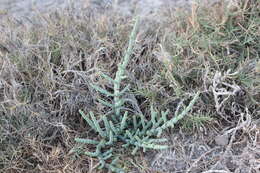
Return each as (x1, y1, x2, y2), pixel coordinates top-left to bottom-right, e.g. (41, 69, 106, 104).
(114, 17, 140, 117)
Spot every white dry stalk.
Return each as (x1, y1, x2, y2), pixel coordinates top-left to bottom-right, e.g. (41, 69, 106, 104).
(223, 108, 252, 136)
(210, 70, 241, 119)
(186, 147, 221, 173)
(210, 108, 254, 172)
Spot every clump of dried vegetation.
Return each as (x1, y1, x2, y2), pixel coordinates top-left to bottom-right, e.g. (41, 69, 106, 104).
(0, 0, 259, 172)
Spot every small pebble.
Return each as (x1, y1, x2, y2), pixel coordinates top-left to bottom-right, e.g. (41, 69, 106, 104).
(215, 134, 229, 146)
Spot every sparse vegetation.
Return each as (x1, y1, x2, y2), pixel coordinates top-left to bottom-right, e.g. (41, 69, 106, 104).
(0, 0, 259, 172)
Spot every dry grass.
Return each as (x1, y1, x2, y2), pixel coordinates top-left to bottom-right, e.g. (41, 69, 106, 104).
(0, 0, 259, 172)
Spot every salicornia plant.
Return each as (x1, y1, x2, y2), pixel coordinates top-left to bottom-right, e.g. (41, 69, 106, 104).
(74, 17, 200, 173)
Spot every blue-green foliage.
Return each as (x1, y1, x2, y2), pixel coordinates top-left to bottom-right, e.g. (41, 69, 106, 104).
(74, 17, 200, 172)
